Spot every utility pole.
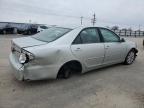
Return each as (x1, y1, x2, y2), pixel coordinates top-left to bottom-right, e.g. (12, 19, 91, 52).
(80, 16, 83, 25)
(139, 24, 141, 31)
(92, 13, 96, 26)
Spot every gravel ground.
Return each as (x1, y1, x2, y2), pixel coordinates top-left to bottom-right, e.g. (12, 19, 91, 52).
(0, 35, 144, 108)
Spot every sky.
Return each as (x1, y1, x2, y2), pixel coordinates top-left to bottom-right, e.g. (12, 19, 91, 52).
(0, 0, 144, 29)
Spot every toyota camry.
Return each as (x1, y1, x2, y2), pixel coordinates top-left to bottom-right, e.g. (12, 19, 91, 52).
(9, 26, 138, 81)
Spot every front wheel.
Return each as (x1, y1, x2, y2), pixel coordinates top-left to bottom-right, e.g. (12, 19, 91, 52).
(124, 50, 136, 65)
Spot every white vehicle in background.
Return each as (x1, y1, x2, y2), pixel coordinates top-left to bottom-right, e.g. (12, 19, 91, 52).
(37, 25, 49, 32)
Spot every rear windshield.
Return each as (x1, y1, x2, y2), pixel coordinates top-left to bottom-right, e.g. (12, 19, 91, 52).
(32, 27, 72, 42)
(40, 26, 48, 29)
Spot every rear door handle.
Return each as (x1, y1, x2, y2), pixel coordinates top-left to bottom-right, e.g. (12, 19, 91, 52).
(105, 45, 110, 49)
(75, 48, 81, 51)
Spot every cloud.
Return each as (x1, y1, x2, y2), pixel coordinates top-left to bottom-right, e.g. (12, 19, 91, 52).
(0, 0, 144, 29)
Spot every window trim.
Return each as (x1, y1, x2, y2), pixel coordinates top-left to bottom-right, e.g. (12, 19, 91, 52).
(72, 27, 103, 45)
(98, 28, 121, 43)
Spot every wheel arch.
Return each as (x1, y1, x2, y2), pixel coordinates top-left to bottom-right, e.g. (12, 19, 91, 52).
(128, 48, 138, 54)
(57, 60, 83, 78)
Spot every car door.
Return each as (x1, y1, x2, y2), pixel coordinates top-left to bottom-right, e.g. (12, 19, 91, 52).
(71, 28, 105, 69)
(99, 28, 127, 64)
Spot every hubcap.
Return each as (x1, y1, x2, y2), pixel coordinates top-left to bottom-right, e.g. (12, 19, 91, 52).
(127, 51, 135, 64)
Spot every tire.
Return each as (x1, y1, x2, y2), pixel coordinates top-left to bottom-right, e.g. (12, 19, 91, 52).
(63, 67, 72, 79)
(124, 50, 136, 65)
(28, 31, 31, 35)
(57, 66, 72, 79)
(3, 30, 6, 34)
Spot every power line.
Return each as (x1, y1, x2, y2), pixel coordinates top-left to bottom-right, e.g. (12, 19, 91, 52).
(41, 11, 91, 20)
(40, 12, 91, 25)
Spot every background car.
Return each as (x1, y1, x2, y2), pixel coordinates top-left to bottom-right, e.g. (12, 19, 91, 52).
(9, 26, 138, 81)
(37, 25, 49, 33)
(22, 24, 38, 35)
(0, 27, 4, 34)
(2, 25, 15, 34)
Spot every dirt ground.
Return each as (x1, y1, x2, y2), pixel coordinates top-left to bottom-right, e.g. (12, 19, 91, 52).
(0, 35, 144, 108)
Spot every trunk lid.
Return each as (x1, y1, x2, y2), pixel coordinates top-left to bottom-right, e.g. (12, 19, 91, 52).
(12, 36, 47, 48)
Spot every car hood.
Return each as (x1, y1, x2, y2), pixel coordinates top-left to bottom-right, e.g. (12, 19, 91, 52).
(12, 36, 47, 48)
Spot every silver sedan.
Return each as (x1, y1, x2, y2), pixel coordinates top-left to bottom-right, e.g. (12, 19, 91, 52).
(9, 26, 138, 81)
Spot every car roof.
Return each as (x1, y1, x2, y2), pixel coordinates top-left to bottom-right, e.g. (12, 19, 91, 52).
(54, 25, 80, 29)
(53, 25, 106, 30)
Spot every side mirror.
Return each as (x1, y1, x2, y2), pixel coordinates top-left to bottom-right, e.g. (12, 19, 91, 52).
(120, 38, 125, 42)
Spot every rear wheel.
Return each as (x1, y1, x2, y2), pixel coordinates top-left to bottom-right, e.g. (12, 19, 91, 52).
(63, 67, 72, 79)
(57, 61, 82, 79)
(124, 50, 136, 65)
(57, 66, 72, 79)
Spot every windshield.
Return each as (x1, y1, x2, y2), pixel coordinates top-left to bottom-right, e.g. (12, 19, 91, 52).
(32, 27, 72, 42)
